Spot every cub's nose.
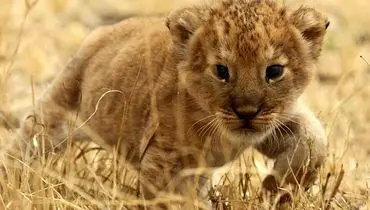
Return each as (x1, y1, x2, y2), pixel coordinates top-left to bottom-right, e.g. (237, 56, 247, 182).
(233, 105, 259, 122)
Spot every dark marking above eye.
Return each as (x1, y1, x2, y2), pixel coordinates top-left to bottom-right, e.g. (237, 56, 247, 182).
(215, 64, 230, 82)
(265, 64, 284, 83)
(223, 20, 231, 34)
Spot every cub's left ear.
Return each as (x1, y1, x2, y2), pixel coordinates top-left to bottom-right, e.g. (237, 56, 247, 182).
(290, 7, 329, 60)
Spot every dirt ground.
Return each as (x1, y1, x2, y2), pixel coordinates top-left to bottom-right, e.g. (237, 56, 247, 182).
(0, 0, 369, 209)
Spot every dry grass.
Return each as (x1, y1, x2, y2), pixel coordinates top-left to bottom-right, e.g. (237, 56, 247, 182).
(0, 0, 369, 209)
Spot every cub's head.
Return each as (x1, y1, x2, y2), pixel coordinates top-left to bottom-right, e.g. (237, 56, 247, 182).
(166, 0, 329, 143)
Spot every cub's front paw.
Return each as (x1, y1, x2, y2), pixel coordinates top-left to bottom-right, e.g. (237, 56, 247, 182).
(262, 174, 279, 192)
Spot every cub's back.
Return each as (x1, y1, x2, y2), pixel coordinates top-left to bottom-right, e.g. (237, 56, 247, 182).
(69, 17, 173, 147)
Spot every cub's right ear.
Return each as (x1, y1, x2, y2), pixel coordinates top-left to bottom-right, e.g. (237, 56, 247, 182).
(166, 7, 207, 47)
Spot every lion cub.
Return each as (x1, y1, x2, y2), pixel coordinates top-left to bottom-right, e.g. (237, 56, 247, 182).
(17, 0, 329, 206)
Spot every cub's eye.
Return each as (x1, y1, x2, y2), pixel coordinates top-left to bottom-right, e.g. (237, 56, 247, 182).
(265, 64, 284, 83)
(215, 64, 230, 82)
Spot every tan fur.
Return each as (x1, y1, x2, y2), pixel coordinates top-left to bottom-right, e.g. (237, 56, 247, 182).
(16, 0, 329, 207)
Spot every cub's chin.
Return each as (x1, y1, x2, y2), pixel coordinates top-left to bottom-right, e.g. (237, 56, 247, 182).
(222, 121, 274, 146)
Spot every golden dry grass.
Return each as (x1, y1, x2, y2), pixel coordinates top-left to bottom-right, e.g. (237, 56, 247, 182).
(0, 0, 369, 209)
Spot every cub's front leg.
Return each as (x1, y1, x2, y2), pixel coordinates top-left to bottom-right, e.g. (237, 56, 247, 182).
(255, 100, 327, 191)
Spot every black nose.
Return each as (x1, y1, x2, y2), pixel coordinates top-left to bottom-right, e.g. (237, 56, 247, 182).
(233, 105, 259, 122)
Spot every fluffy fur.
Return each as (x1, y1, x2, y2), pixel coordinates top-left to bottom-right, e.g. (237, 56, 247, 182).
(16, 0, 329, 207)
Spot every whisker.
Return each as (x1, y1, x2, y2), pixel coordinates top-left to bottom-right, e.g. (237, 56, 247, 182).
(267, 121, 280, 152)
(275, 118, 297, 141)
(206, 118, 219, 139)
(278, 114, 302, 126)
(211, 118, 220, 136)
(197, 117, 218, 139)
(189, 114, 217, 130)
(210, 118, 221, 145)
(188, 114, 217, 136)
(271, 118, 285, 139)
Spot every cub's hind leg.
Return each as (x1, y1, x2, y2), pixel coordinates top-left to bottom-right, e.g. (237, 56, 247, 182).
(16, 56, 85, 159)
(18, 95, 76, 158)
(15, 26, 109, 159)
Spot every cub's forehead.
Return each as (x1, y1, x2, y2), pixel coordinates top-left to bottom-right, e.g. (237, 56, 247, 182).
(205, 0, 295, 61)
(211, 0, 288, 27)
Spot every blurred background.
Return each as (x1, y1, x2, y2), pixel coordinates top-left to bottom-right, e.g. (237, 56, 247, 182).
(0, 0, 369, 209)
